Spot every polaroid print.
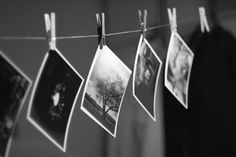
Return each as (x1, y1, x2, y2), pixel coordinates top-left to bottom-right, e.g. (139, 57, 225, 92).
(81, 45, 131, 137)
(0, 50, 32, 157)
(27, 49, 84, 152)
(165, 32, 194, 109)
(133, 35, 162, 121)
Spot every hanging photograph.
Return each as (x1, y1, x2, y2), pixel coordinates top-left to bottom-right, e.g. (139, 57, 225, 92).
(81, 45, 131, 137)
(165, 33, 194, 109)
(0, 50, 32, 157)
(133, 35, 162, 121)
(27, 49, 84, 152)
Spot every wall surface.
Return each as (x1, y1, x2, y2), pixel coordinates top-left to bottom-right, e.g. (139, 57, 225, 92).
(0, 1, 104, 157)
(104, 1, 165, 157)
(2, 0, 236, 157)
(0, 0, 166, 157)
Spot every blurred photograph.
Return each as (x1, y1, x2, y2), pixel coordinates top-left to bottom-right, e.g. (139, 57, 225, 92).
(165, 33, 194, 109)
(81, 45, 131, 137)
(27, 49, 84, 152)
(0, 51, 32, 157)
(133, 35, 162, 121)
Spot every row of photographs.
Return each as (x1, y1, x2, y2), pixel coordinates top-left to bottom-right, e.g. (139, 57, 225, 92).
(0, 32, 194, 156)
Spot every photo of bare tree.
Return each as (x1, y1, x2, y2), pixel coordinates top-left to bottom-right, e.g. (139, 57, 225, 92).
(133, 35, 162, 121)
(0, 50, 32, 157)
(81, 45, 131, 137)
(27, 49, 84, 152)
(165, 33, 194, 109)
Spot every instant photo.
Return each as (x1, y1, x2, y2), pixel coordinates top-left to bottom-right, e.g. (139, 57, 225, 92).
(81, 45, 131, 137)
(165, 32, 194, 109)
(27, 49, 84, 152)
(133, 35, 162, 121)
(0, 51, 32, 157)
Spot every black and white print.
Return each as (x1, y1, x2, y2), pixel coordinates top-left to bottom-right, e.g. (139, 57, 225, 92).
(0, 50, 32, 157)
(165, 32, 194, 109)
(81, 45, 131, 137)
(133, 35, 162, 121)
(27, 49, 84, 152)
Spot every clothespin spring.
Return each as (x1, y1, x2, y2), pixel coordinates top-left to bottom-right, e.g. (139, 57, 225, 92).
(199, 7, 210, 33)
(44, 12, 56, 50)
(167, 8, 177, 33)
(96, 13, 106, 49)
(138, 9, 147, 40)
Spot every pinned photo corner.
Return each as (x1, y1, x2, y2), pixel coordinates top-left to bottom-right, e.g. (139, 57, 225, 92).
(81, 45, 131, 137)
(133, 35, 162, 121)
(164, 33, 194, 109)
(0, 50, 32, 157)
(27, 49, 84, 152)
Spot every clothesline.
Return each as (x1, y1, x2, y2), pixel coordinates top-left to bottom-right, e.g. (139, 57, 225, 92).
(0, 16, 194, 40)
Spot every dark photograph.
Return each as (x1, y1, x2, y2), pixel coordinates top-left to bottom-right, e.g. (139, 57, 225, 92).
(27, 49, 84, 152)
(165, 33, 194, 109)
(133, 36, 162, 121)
(0, 51, 32, 157)
(81, 45, 131, 137)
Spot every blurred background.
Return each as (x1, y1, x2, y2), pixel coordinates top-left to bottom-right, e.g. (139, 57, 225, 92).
(0, 0, 236, 156)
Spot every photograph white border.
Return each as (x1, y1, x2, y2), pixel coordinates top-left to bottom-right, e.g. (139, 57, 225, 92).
(0, 50, 32, 157)
(27, 48, 84, 152)
(132, 35, 163, 122)
(80, 45, 132, 138)
(164, 32, 194, 109)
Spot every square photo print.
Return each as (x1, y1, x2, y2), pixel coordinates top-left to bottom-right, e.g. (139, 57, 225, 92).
(165, 32, 194, 109)
(81, 45, 131, 137)
(27, 49, 84, 152)
(133, 35, 162, 121)
(0, 51, 32, 157)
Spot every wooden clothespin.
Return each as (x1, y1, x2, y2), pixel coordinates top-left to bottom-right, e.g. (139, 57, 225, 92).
(138, 9, 147, 40)
(167, 8, 177, 33)
(199, 7, 210, 33)
(44, 12, 56, 50)
(96, 13, 106, 49)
